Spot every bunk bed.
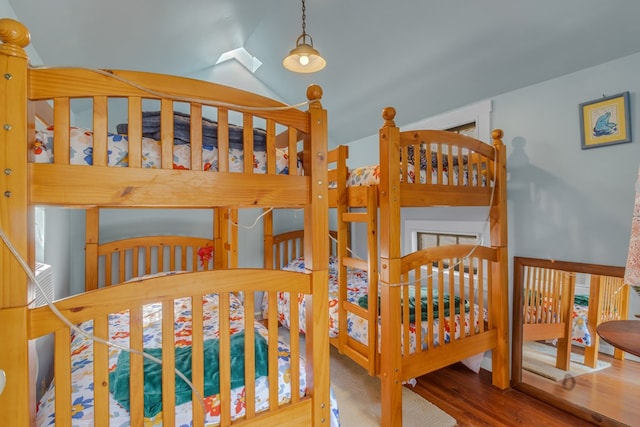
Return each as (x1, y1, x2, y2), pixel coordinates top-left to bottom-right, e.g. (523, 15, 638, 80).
(264, 107, 510, 426)
(0, 18, 336, 427)
(514, 257, 629, 372)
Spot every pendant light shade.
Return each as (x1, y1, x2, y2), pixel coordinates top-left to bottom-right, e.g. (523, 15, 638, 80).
(283, 0, 326, 73)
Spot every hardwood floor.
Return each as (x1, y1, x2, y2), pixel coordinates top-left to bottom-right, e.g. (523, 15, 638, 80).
(412, 350, 639, 427)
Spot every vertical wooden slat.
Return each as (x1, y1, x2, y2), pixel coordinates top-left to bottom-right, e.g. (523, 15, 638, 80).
(52, 97, 70, 165)
(288, 125, 298, 175)
(219, 293, 232, 425)
(145, 245, 152, 275)
(92, 96, 108, 167)
(132, 247, 139, 280)
(191, 296, 205, 425)
(105, 252, 112, 287)
(85, 207, 99, 291)
(93, 315, 110, 427)
(244, 298, 256, 418)
(468, 257, 476, 336)
(447, 260, 455, 341)
(427, 263, 434, 349)
(267, 291, 280, 409)
(217, 109, 229, 172)
(160, 99, 173, 170)
(54, 328, 72, 424)
(243, 113, 254, 173)
(289, 295, 300, 404)
(402, 277, 410, 355)
(230, 209, 238, 269)
(161, 299, 176, 427)
(127, 97, 143, 168)
(190, 104, 203, 171)
(266, 119, 276, 174)
(129, 306, 145, 425)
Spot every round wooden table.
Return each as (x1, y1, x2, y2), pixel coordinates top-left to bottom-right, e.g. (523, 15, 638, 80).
(596, 320, 640, 358)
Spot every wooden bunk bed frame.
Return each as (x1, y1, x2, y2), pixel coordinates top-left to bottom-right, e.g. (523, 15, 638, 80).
(513, 257, 629, 374)
(265, 108, 510, 426)
(0, 18, 332, 426)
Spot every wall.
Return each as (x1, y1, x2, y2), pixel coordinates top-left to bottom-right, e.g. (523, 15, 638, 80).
(493, 52, 640, 267)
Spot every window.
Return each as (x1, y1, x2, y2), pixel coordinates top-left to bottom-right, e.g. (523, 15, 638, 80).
(405, 219, 488, 272)
(403, 99, 492, 142)
(416, 230, 479, 273)
(416, 231, 478, 249)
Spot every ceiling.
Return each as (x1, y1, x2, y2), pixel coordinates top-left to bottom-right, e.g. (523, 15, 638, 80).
(9, 0, 640, 145)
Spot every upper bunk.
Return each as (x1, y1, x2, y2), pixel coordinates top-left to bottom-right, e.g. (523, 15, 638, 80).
(0, 20, 327, 211)
(331, 106, 506, 209)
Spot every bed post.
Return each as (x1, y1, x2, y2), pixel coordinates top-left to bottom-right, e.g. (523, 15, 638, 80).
(489, 129, 510, 388)
(378, 107, 403, 426)
(0, 18, 33, 426)
(302, 84, 330, 427)
(85, 207, 100, 290)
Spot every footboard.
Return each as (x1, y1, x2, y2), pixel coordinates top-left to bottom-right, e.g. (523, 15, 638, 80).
(91, 235, 216, 288)
(513, 257, 628, 373)
(390, 244, 500, 381)
(519, 263, 575, 370)
(29, 269, 315, 426)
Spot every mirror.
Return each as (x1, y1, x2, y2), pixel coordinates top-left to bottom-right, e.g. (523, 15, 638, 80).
(512, 257, 639, 426)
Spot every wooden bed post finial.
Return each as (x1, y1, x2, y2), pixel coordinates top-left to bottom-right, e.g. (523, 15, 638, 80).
(382, 107, 396, 127)
(0, 19, 30, 59)
(491, 128, 504, 147)
(306, 84, 323, 103)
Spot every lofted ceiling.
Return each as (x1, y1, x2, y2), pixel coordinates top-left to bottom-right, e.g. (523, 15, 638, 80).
(9, 0, 640, 145)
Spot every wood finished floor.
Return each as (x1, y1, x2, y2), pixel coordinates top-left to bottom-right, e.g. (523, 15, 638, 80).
(412, 349, 639, 427)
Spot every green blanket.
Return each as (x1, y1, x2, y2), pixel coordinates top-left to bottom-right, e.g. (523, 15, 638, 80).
(357, 293, 470, 323)
(109, 331, 269, 418)
(574, 294, 589, 306)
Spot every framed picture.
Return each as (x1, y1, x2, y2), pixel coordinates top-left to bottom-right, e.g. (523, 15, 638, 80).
(579, 92, 631, 149)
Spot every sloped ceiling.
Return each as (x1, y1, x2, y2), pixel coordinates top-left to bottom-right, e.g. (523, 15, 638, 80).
(9, 0, 640, 144)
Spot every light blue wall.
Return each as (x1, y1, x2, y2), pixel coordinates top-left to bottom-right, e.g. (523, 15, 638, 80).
(493, 52, 640, 266)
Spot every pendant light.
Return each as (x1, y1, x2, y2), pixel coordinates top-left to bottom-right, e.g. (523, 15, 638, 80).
(283, 0, 326, 73)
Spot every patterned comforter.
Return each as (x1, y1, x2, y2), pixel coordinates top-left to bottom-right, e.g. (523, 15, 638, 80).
(36, 286, 339, 427)
(33, 126, 301, 174)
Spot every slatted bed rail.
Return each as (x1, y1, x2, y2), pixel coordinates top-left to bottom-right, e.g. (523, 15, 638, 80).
(398, 129, 495, 187)
(27, 68, 321, 210)
(513, 257, 629, 374)
(28, 270, 313, 427)
(393, 244, 498, 380)
(97, 235, 216, 287)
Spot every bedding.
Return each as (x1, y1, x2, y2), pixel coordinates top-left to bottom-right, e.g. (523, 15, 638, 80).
(524, 294, 593, 346)
(115, 111, 267, 151)
(346, 163, 479, 187)
(357, 293, 470, 323)
(36, 276, 339, 427)
(263, 257, 484, 353)
(33, 126, 301, 174)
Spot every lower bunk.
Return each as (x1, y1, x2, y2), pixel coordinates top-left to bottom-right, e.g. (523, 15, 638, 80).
(29, 232, 339, 427)
(263, 228, 504, 385)
(514, 256, 629, 372)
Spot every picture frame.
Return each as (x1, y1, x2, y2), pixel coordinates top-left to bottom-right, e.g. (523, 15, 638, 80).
(579, 91, 631, 149)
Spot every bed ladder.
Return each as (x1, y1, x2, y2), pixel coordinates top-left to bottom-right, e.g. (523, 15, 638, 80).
(335, 185, 379, 375)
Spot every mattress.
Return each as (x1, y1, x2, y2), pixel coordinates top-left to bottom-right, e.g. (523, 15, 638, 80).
(33, 126, 301, 175)
(36, 275, 339, 426)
